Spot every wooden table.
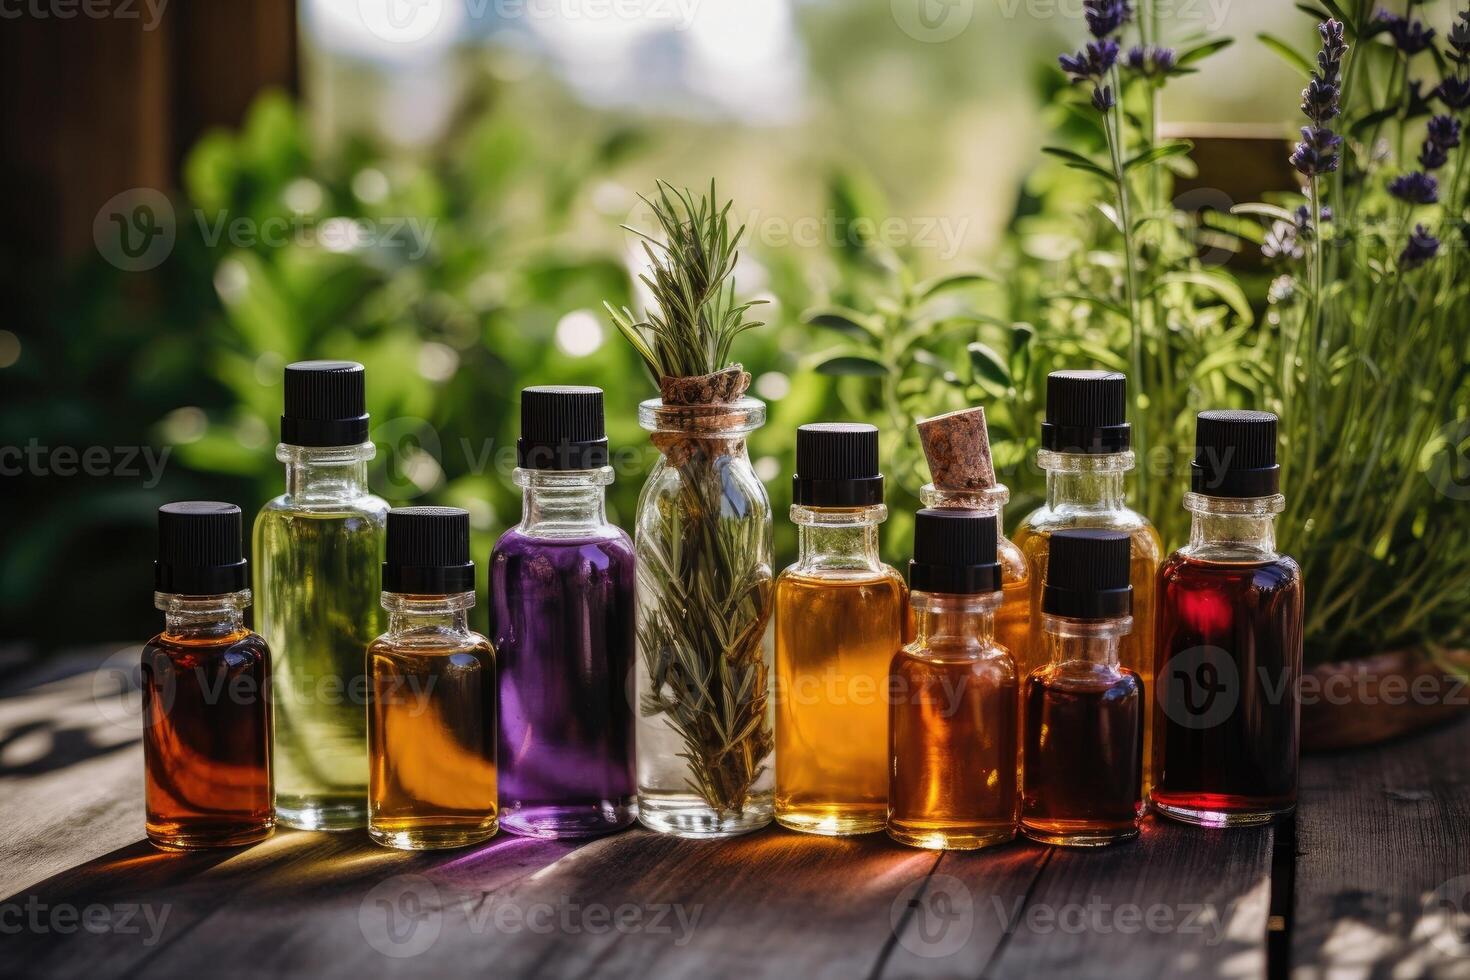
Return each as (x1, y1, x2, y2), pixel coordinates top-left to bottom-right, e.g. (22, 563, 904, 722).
(2, 649, 1467, 979)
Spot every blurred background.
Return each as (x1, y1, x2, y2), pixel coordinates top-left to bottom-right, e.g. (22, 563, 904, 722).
(1, 0, 1314, 653)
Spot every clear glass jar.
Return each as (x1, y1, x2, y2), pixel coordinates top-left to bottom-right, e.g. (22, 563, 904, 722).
(254, 442, 388, 830)
(633, 397, 775, 837)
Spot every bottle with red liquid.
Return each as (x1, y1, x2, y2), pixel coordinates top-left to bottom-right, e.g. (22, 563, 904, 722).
(1022, 529, 1143, 846)
(491, 386, 636, 838)
(142, 502, 273, 849)
(1153, 410, 1304, 827)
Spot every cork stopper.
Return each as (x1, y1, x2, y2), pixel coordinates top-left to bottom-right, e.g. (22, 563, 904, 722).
(918, 407, 995, 490)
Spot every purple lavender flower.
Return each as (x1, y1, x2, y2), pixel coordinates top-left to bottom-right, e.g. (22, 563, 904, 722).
(1292, 204, 1331, 237)
(1292, 126, 1344, 177)
(1293, 20, 1348, 178)
(1450, 12, 1470, 59)
(1438, 77, 1470, 111)
(1419, 115, 1462, 170)
(1375, 10, 1436, 55)
(1092, 85, 1117, 112)
(1125, 45, 1177, 79)
(1059, 39, 1121, 82)
(1084, 0, 1133, 39)
(1388, 171, 1440, 204)
(1399, 224, 1441, 270)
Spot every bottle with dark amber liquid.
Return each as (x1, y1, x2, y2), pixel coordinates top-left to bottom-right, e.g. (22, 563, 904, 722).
(368, 507, 497, 850)
(1022, 529, 1143, 846)
(888, 510, 1017, 850)
(142, 502, 273, 850)
(1153, 411, 1304, 827)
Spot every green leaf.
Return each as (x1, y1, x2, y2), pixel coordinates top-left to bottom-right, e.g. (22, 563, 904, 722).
(1258, 33, 1314, 78)
(967, 342, 1011, 389)
(1045, 290, 1130, 321)
(1067, 340, 1129, 371)
(1231, 203, 1297, 222)
(801, 307, 881, 340)
(1175, 38, 1234, 67)
(1349, 106, 1399, 138)
(914, 272, 995, 299)
(815, 355, 889, 377)
(1125, 140, 1194, 171)
(1149, 270, 1255, 324)
(1041, 146, 1115, 181)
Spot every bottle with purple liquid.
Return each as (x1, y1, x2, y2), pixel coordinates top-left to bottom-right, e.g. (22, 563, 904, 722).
(491, 386, 637, 838)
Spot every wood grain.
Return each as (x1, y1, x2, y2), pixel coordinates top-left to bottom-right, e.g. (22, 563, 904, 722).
(1292, 717, 1470, 979)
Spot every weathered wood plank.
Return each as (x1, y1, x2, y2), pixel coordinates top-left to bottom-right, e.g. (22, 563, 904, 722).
(1292, 716, 1470, 979)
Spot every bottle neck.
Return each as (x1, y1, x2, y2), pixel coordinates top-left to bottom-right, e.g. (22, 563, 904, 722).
(155, 591, 250, 639)
(514, 467, 612, 538)
(1041, 613, 1131, 668)
(918, 483, 1009, 534)
(279, 443, 374, 502)
(792, 505, 885, 573)
(1039, 450, 1133, 513)
(382, 592, 475, 636)
(1182, 492, 1284, 561)
(910, 590, 999, 650)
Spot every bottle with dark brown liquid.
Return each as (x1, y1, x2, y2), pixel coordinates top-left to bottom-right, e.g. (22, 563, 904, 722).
(1152, 411, 1304, 827)
(1022, 529, 1143, 846)
(142, 502, 274, 850)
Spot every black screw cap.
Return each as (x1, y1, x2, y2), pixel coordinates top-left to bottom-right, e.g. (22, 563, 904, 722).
(155, 501, 249, 595)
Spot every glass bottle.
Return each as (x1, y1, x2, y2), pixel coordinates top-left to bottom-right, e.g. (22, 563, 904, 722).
(920, 483, 1029, 682)
(634, 396, 774, 838)
(1012, 370, 1161, 791)
(143, 502, 273, 850)
(889, 510, 1018, 850)
(254, 360, 387, 831)
(1022, 530, 1143, 847)
(368, 507, 497, 849)
(775, 423, 906, 836)
(492, 386, 636, 839)
(1153, 411, 1304, 827)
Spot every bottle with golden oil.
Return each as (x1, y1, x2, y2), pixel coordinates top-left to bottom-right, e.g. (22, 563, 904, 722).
(1012, 371, 1161, 792)
(254, 361, 387, 831)
(775, 423, 906, 835)
(368, 507, 497, 850)
(889, 510, 1018, 850)
(1022, 529, 1144, 847)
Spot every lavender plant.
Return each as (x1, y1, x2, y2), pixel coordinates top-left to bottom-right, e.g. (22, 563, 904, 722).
(1241, 3, 1470, 662)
